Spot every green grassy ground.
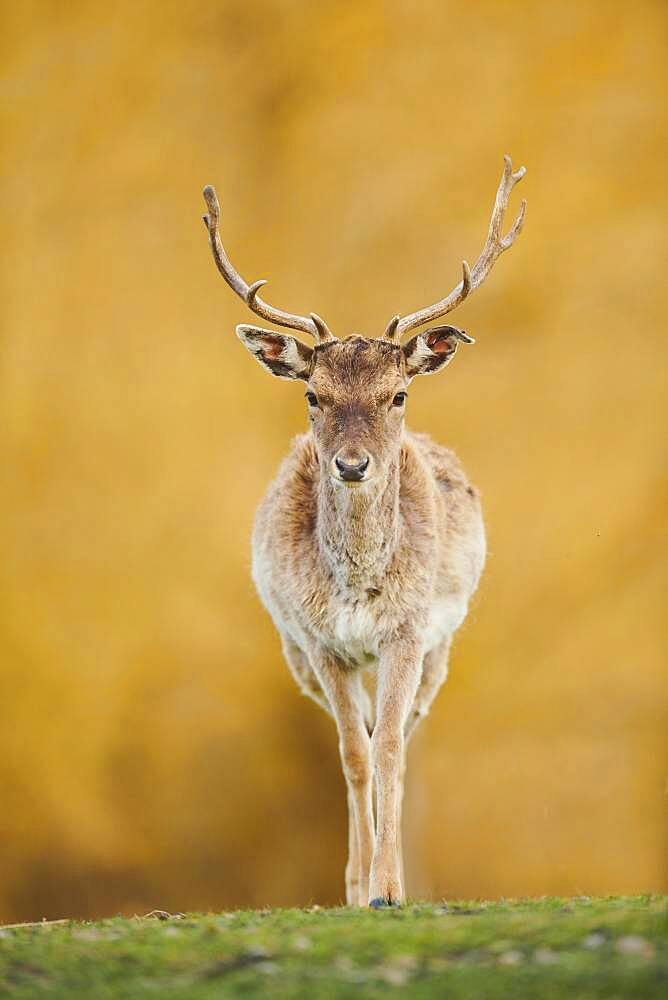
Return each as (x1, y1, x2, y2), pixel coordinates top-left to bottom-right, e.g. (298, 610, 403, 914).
(0, 897, 665, 999)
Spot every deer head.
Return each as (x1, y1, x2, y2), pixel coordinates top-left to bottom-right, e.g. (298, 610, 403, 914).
(202, 156, 526, 486)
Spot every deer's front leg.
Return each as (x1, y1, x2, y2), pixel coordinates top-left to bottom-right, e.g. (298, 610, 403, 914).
(369, 637, 422, 908)
(311, 653, 375, 907)
(345, 787, 360, 905)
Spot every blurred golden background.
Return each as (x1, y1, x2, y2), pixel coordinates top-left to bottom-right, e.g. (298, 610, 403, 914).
(1, 0, 666, 922)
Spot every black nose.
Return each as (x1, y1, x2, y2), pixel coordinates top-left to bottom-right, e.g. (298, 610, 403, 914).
(335, 456, 370, 482)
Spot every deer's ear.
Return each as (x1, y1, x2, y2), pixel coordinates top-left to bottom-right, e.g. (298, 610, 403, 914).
(402, 325, 474, 379)
(237, 325, 313, 380)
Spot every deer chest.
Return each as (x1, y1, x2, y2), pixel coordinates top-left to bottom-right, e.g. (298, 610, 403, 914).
(328, 598, 383, 667)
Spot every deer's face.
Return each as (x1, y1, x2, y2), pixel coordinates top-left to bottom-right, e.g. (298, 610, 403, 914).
(238, 327, 469, 487)
(306, 338, 407, 486)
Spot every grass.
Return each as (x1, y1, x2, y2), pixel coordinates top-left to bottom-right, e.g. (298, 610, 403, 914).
(0, 896, 665, 999)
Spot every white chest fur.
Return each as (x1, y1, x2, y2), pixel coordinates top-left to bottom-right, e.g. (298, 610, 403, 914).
(324, 591, 468, 668)
(329, 599, 381, 666)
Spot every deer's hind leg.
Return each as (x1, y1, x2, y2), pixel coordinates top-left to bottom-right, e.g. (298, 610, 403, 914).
(404, 635, 452, 744)
(282, 638, 332, 717)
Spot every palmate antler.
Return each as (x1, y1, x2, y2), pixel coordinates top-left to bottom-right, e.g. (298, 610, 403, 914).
(202, 185, 335, 343)
(382, 155, 526, 342)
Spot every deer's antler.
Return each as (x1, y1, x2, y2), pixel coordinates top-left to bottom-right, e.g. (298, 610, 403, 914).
(384, 155, 526, 342)
(202, 186, 335, 343)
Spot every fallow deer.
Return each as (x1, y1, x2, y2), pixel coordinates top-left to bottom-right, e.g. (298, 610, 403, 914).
(202, 156, 526, 908)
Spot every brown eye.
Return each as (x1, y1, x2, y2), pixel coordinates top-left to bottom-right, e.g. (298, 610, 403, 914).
(305, 391, 319, 407)
(392, 392, 407, 407)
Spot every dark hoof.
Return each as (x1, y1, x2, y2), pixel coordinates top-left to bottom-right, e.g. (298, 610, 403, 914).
(369, 897, 400, 910)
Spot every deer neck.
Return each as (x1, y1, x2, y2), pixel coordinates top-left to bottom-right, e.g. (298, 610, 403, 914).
(317, 458, 401, 591)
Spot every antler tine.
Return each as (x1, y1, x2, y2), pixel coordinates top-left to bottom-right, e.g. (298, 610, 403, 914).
(382, 315, 401, 342)
(202, 185, 333, 343)
(310, 312, 335, 343)
(390, 156, 526, 339)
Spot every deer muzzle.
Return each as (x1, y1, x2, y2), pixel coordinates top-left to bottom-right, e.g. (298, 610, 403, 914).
(333, 453, 371, 484)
